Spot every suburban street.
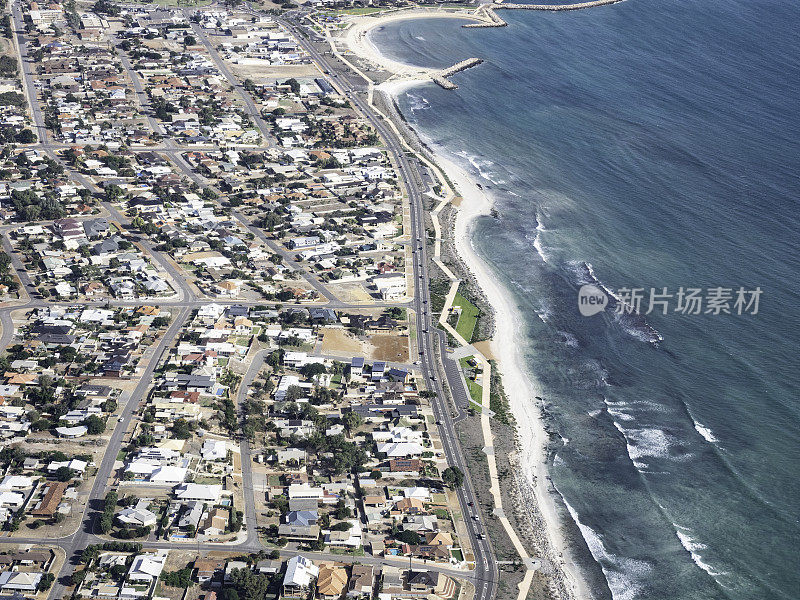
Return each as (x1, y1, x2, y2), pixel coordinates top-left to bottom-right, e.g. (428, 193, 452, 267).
(0, 3, 498, 600)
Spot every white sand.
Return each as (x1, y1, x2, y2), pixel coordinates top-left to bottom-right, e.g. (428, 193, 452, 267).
(343, 11, 594, 600)
(443, 154, 593, 600)
(342, 9, 482, 80)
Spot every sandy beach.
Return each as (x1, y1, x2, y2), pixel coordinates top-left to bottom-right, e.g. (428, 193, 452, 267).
(342, 8, 483, 82)
(336, 9, 594, 600)
(443, 154, 593, 600)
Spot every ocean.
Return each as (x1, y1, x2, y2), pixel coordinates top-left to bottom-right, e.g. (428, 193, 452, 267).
(369, 1, 800, 599)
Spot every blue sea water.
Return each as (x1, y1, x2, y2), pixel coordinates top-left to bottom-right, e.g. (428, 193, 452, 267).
(370, 1, 800, 599)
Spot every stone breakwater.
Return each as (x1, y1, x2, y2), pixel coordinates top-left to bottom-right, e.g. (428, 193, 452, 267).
(495, 0, 625, 11)
(463, 0, 625, 28)
(463, 4, 508, 28)
(432, 57, 484, 89)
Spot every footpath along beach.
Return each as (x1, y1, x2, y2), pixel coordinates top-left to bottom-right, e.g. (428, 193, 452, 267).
(327, 8, 595, 600)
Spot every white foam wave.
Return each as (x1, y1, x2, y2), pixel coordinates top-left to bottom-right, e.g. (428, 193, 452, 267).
(693, 421, 718, 444)
(407, 93, 430, 112)
(674, 525, 728, 579)
(533, 231, 551, 264)
(564, 499, 651, 600)
(456, 150, 506, 185)
(613, 423, 671, 469)
(587, 409, 602, 418)
(534, 305, 552, 323)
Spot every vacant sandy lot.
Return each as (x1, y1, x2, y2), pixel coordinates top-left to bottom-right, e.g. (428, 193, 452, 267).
(371, 333, 409, 362)
(321, 327, 369, 355)
(327, 281, 375, 303)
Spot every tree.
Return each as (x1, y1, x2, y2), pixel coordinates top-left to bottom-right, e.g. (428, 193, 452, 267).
(70, 570, 87, 586)
(283, 78, 300, 95)
(395, 530, 422, 545)
(83, 414, 106, 435)
(342, 411, 362, 433)
(442, 466, 465, 489)
(161, 566, 193, 588)
(99, 490, 117, 534)
(54, 466, 74, 482)
(299, 362, 326, 379)
(171, 418, 193, 439)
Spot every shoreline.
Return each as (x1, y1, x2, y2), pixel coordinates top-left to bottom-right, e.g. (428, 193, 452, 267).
(433, 147, 593, 600)
(344, 12, 594, 600)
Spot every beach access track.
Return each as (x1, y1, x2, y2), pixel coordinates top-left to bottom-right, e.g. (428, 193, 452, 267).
(428, 186, 541, 600)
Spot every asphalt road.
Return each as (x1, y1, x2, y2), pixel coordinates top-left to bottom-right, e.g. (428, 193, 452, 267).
(275, 17, 499, 600)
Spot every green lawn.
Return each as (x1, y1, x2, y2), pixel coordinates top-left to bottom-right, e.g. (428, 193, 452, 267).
(459, 356, 483, 406)
(453, 291, 479, 342)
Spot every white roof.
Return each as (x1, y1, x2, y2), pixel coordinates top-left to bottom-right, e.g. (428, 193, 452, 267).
(150, 466, 188, 484)
(283, 555, 318, 587)
(56, 425, 88, 438)
(0, 475, 34, 490)
(202, 439, 227, 460)
(128, 553, 166, 580)
(377, 442, 424, 457)
(174, 483, 222, 502)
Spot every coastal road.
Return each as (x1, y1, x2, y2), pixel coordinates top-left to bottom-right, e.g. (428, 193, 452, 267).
(276, 16, 498, 600)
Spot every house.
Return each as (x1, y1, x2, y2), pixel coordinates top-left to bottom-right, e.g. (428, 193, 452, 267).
(283, 556, 319, 598)
(286, 510, 317, 527)
(30, 481, 69, 517)
(326, 520, 362, 548)
(395, 498, 425, 515)
(128, 552, 167, 583)
(194, 558, 225, 584)
(117, 500, 158, 529)
(55, 425, 88, 439)
(407, 571, 456, 599)
(200, 508, 229, 536)
(278, 524, 320, 542)
(0, 571, 42, 593)
(201, 439, 227, 461)
(178, 501, 204, 529)
(350, 357, 364, 377)
(224, 561, 249, 584)
(0, 475, 34, 491)
(174, 483, 223, 503)
(347, 565, 374, 598)
(255, 560, 282, 575)
(316, 566, 347, 599)
(424, 531, 453, 547)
